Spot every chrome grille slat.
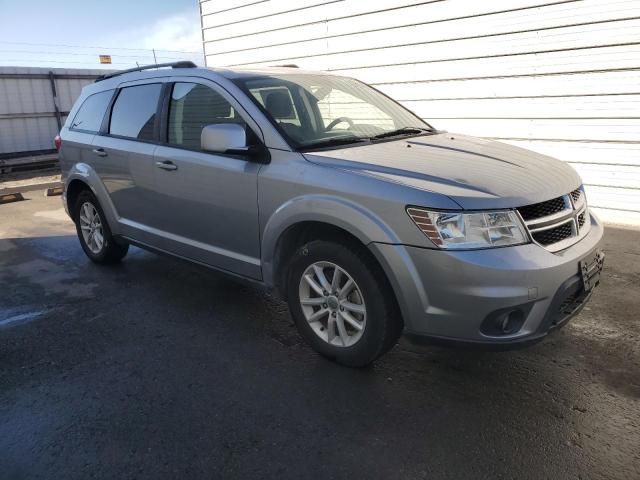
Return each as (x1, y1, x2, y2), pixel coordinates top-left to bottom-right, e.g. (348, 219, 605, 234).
(528, 216, 574, 234)
(525, 208, 575, 231)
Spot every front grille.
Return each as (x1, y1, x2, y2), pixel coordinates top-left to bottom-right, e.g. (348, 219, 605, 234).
(570, 188, 582, 203)
(518, 187, 589, 252)
(517, 196, 566, 221)
(531, 222, 573, 246)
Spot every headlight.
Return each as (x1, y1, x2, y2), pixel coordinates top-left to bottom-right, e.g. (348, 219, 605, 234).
(407, 207, 529, 249)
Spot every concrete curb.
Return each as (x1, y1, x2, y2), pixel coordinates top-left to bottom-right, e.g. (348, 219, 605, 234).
(0, 181, 63, 196)
(44, 186, 64, 196)
(0, 192, 25, 205)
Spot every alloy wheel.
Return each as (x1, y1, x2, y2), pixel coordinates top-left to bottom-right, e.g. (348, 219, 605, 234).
(79, 202, 104, 254)
(298, 261, 366, 347)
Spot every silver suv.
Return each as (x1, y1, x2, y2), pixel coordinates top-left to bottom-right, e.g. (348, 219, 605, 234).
(58, 61, 604, 366)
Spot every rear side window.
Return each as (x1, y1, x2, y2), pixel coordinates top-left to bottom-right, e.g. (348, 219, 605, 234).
(109, 84, 162, 141)
(168, 82, 246, 150)
(70, 90, 113, 133)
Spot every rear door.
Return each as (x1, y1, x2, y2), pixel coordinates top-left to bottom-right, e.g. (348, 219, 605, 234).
(152, 79, 262, 279)
(91, 81, 165, 245)
(62, 89, 114, 185)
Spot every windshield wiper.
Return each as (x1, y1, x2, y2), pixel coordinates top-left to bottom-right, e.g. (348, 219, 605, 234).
(371, 126, 435, 141)
(298, 136, 370, 151)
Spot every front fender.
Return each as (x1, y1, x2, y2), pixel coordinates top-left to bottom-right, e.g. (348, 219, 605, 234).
(260, 194, 402, 287)
(65, 163, 121, 235)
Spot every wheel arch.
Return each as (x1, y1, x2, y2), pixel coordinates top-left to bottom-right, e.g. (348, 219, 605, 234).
(261, 195, 402, 297)
(66, 179, 92, 220)
(64, 163, 120, 233)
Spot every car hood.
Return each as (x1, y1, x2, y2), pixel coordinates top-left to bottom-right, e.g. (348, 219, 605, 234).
(302, 133, 582, 210)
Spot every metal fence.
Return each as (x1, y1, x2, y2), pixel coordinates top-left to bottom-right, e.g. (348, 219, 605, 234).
(0, 66, 110, 158)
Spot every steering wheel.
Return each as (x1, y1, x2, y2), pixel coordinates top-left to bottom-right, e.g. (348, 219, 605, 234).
(325, 117, 355, 130)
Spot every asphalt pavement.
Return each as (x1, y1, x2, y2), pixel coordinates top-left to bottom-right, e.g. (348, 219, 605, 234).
(1, 191, 639, 479)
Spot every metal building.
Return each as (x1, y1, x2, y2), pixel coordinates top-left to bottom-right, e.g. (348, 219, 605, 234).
(200, 0, 640, 225)
(0, 67, 107, 156)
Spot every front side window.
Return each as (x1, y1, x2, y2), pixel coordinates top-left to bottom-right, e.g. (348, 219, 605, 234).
(234, 74, 433, 150)
(109, 83, 162, 141)
(69, 90, 114, 133)
(168, 82, 246, 151)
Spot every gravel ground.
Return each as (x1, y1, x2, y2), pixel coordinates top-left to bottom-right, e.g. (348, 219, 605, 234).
(1, 191, 639, 479)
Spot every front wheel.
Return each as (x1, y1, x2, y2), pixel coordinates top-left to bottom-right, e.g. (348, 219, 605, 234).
(74, 190, 128, 264)
(286, 239, 402, 367)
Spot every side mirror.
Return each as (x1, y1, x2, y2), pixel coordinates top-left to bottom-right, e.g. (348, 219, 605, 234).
(200, 123, 270, 163)
(201, 123, 248, 154)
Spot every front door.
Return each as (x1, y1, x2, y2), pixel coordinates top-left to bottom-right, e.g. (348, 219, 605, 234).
(152, 80, 262, 279)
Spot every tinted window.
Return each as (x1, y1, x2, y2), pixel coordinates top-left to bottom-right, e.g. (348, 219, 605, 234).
(70, 90, 113, 133)
(109, 84, 162, 140)
(168, 82, 246, 150)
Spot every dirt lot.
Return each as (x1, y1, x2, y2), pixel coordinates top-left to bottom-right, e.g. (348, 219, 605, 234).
(1, 191, 639, 479)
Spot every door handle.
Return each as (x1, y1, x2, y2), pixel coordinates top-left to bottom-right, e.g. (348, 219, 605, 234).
(155, 160, 178, 171)
(92, 148, 107, 157)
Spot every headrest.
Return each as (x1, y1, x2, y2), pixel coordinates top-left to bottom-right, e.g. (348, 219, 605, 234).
(184, 85, 231, 118)
(265, 90, 293, 118)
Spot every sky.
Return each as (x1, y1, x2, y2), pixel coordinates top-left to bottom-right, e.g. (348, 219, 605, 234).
(0, 0, 204, 70)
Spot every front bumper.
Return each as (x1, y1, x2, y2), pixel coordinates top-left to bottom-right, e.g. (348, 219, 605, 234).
(370, 211, 605, 348)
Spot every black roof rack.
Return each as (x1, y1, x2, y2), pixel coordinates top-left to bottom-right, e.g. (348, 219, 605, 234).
(273, 64, 299, 68)
(95, 61, 197, 83)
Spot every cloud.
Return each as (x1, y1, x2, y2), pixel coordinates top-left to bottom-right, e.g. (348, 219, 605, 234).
(99, 10, 204, 66)
(140, 12, 202, 53)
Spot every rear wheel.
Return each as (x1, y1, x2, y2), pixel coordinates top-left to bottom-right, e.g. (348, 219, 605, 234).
(286, 239, 401, 367)
(74, 190, 128, 264)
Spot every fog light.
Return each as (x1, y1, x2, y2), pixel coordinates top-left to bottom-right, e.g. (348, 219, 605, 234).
(480, 306, 529, 336)
(500, 310, 524, 334)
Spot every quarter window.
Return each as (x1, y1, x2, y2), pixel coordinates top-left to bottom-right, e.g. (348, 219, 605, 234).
(69, 90, 114, 133)
(109, 84, 162, 140)
(168, 82, 246, 150)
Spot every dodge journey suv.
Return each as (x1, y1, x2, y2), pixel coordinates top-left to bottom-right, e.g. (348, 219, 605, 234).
(58, 61, 604, 366)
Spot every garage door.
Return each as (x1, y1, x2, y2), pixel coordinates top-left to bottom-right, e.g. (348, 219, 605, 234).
(201, 0, 640, 225)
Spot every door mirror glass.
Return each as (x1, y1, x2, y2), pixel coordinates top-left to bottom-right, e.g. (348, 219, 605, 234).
(201, 123, 248, 153)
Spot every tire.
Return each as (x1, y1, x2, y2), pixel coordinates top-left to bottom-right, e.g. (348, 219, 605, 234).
(286, 239, 402, 367)
(73, 190, 128, 264)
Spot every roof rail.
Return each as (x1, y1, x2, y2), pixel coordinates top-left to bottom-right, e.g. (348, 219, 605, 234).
(95, 61, 197, 83)
(273, 64, 299, 68)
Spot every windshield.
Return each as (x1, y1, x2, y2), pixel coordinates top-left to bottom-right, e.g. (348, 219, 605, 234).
(233, 73, 434, 150)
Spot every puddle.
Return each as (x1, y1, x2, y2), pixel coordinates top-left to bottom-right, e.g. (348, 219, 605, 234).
(1, 258, 97, 299)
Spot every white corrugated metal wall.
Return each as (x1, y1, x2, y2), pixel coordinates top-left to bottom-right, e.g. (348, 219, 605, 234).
(201, 0, 640, 225)
(0, 67, 107, 155)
